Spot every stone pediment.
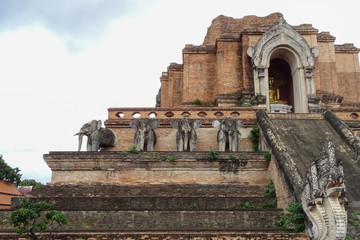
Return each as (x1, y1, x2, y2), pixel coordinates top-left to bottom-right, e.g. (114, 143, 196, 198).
(247, 18, 319, 68)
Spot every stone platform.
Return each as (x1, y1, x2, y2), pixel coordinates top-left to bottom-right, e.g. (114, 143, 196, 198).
(0, 183, 309, 240)
(44, 151, 269, 185)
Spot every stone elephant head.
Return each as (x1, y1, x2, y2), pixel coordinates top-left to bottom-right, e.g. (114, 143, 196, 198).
(130, 118, 159, 151)
(212, 118, 243, 152)
(171, 117, 202, 152)
(75, 120, 117, 151)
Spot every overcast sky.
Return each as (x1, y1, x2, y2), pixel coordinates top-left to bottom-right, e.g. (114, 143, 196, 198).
(1, 0, 359, 184)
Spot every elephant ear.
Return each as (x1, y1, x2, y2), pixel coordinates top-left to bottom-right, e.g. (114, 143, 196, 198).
(129, 119, 138, 129)
(212, 119, 221, 129)
(149, 119, 159, 130)
(236, 119, 243, 129)
(170, 119, 179, 129)
(193, 120, 202, 129)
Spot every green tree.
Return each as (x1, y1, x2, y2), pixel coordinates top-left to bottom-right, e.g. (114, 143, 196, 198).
(0, 154, 21, 185)
(19, 179, 42, 189)
(8, 198, 68, 240)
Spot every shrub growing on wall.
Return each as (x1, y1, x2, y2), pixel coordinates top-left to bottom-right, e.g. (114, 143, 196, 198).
(0, 155, 21, 185)
(8, 198, 68, 240)
(249, 126, 260, 151)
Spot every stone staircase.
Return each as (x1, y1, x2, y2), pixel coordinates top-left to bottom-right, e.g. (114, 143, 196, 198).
(0, 152, 309, 239)
(27, 183, 282, 231)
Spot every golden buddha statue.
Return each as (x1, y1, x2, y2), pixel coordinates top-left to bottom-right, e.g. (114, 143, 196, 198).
(268, 75, 287, 104)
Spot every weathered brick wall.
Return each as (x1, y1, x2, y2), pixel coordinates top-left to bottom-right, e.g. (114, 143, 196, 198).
(160, 72, 169, 107)
(105, 107, 258, 152)
(29, 183, 268, 198)
(266, 157, 293, 210)
(182, 51, 216, 103)
(44, 152, 268, 184)
(159, 14, 360, 108)
(202, 13, 283, 46)
(0, 232, 310, 240)
(215, 40, 242, 95)
(240, 34, 260, 91)
(168, 64, 183, 107)
(1, 210, 284, 231)
(22, 196, 276, 211)
(335, 49, 360, 103)
(316, 41, 338, 94)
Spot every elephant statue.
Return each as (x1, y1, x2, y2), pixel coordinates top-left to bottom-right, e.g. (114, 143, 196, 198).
(171, 117, 202, 152)
(212, 118, 243, 152)
(130, 118, 159, 151)
(75, 120, 117, 151)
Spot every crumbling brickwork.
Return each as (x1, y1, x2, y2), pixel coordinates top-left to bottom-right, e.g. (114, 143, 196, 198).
(159, 13, 360, 107)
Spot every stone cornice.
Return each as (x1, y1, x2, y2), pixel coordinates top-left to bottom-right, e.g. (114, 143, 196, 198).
(317, 31, 336, 42)
(182, 45, 216, 54)
(335, 43, 360, 53)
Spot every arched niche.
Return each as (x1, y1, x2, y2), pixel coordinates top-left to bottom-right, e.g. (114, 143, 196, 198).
(247, 18, 318, 113)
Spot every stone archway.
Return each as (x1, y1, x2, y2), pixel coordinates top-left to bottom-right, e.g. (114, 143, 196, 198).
(247, 18, 319, 113)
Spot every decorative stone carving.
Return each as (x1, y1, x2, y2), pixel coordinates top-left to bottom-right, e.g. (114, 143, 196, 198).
(317, 90, 344, 105)
(247, 17, 319, 113)
(301, 140, 347, 240)
(75, 120, 117, 151)
(270, 104, 292, 113)
(248, 18, 319, 69)
(212, 118, 243, 152)
(308, 94, 322, 113)
(171, 117, 201, 152)
(250, 94, 266, 105)
(130, 118, 159, 151)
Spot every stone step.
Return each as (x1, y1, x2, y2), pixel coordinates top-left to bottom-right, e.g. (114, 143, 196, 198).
(0, 209, 282, 231)
(0, 231, 310, 240)
(30, 183, 269, 198)
(57, 210, 285, 231)
(0, 209, 304, 236)
(28, 196, 277, 211)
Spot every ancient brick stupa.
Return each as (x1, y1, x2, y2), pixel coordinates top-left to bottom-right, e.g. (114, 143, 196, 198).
(2, 12, 360, 240)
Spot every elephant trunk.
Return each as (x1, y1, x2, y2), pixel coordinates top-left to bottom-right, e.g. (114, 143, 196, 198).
(228, 133, 233, 152)
(77, 133, 84, 151)
(184, 131, 189, 151)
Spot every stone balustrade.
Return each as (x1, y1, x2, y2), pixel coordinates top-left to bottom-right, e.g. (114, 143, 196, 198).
(106, 107, 263, 125)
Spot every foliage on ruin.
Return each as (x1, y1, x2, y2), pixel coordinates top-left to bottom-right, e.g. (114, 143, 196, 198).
(0, 154, 22, 185)
(249, 126, 260, 151)
(276, 202, 305, 233)
(263, 151, 271, 162)
(264, 179, 276, 198)
(8, 198, 68, 240)
(237, 98, 245, 106)
(347, 211, 360, 239)
(208, 147, 219, 161)
(193, 98, 202, 105)
(349, 211, 360, 227)
(129, 145, 139, 154)
(19, 179, 42, 189)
